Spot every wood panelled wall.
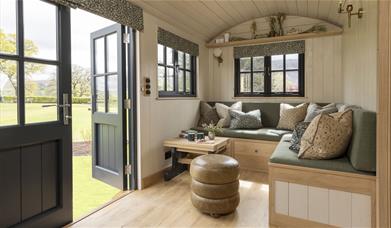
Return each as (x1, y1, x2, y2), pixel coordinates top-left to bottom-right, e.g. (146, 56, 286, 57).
(207, 36, 343, 104)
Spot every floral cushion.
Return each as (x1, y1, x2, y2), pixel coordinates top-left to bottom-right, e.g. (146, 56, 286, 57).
(289, 122, 311, 153)
(277, 103, 309, 130)
(229, 109, 262, 129)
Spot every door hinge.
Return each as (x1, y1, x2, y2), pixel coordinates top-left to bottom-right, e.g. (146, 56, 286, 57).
(124, 99, 132, 109)
(125, 164, 132, 175)
(123, 33, 130, 44)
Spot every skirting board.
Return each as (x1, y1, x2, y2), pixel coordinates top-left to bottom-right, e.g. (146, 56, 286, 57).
(141, 167, 170, 189)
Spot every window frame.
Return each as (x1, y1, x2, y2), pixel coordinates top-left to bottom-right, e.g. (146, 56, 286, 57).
(234, 54, 305, 97)
(157, 44, 197, 97)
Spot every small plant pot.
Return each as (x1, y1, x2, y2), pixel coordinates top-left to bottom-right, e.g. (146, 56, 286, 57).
(208, 132, 216, 140)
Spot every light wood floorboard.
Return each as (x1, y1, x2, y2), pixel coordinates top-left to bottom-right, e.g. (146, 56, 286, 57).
(70, 170, 270, 227)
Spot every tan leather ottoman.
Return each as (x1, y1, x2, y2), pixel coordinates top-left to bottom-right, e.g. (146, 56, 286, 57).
(190, 154, 240, 217)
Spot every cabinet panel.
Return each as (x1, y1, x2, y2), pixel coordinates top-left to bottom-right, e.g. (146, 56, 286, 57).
(234, 139, 276, 172)
(275, 181, 289, 215)
(308, 186, 329, 224)
(352, 193, 371, 228)
(289, 183, 308, 219)
(329, 190, 352, 227)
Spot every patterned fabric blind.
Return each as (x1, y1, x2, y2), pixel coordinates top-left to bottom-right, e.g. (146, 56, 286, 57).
(48, 0, 144, 31)
(158, 28, 199, 56)
(234, 40, 305, 58)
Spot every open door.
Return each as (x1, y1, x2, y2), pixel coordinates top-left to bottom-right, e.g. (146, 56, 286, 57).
(91, 24, 127, 190)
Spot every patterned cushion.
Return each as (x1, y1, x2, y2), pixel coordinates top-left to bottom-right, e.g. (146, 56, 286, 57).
(299, 110, 353, 160)
(229, 110, 262, 129)
(289, 122, 311, 153)
(277, 103, 309, 130)
(304, 103, 338, 122)
(216, 102, 242, 128)
(198, 102, 219, 127)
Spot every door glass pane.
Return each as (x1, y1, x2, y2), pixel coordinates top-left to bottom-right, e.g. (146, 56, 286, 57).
(24, 0, 57, 60)
(166, 47, 173, 66)
(253, 57, 264, 71)
(158, 44, 164, 64)
(107, 75, 118, 113)
(94, 37, 105, 74)
(167, 67, 174, 91)
(25, 63, 57, 123)
(253, 73, 264, 92)
(158, 66, 165, 91)
(0, 59, 18, 126)
(240, 73, 251, 93)
(178, 70, 184, 92)
(286, 54, 298, 70)
(178, 51, 184, 68)
(272, 72, 284, 93)
(185, 71, 191, 93)
(95, 76, 105, 112)
(240, 57, 251, 72)
(0, 0, 17, 55)
(185, 54, 191, 70)
(107, 33, 117, 73)
(286, 71, 299, 92)
(271, 55, 284, 71)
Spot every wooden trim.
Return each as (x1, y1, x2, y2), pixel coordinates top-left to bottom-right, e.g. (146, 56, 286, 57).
(140, 168, 170, 189)
(205, 31, 343, 48)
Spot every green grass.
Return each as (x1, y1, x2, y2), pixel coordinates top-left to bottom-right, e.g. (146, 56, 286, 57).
(73, 155, 120, 220)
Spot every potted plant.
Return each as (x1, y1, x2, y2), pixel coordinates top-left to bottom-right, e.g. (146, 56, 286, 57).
(202, 123, 222, 140)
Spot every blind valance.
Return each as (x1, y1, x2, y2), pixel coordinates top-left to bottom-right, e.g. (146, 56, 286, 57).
(48, 0, 144, 31)
(234, 40, 305, 58)
(158, 28, 199, 56)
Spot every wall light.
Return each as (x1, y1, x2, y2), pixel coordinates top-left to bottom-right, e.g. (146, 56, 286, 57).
(338, 0, 364, 28)
(213, 48, 223, 65)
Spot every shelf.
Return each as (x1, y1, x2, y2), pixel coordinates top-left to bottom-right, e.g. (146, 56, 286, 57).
(205, 30, 343, 48)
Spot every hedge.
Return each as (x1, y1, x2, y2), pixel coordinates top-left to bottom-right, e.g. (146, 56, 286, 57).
(0, 96, 90, 104)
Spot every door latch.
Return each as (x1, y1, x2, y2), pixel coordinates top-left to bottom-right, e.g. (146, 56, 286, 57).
(125, 164, 132, 175)
(61, 93, 72, 125)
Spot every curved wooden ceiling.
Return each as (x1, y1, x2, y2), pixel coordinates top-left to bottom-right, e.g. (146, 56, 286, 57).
(131, 0, 346, 41)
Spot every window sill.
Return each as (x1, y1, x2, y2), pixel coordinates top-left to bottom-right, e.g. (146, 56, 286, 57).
(155, 97, 200, 101)
(232, 96, 308, 100)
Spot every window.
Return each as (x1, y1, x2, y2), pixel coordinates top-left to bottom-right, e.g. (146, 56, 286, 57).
(157, 44, 196, 97)
(235, 53, 304, 97)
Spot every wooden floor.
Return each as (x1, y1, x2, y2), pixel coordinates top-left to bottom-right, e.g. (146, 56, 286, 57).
(71, 170, 270, 227)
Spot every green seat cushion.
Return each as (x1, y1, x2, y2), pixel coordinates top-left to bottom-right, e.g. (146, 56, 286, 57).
(192, 127, 290, 141)
(270, 135, 375, 176)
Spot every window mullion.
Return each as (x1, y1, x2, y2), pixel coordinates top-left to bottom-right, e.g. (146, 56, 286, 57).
(16, 0, 25, 125)
(283, 55, 286, 93)
(250, 57, 253, 93)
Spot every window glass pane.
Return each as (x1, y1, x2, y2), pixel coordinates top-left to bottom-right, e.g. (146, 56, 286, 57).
(178, 70, 184, 92)
(24, 0, 57, 60)
(107, 33, 117, 73)
(158, 44, 164, 64)
(95, 76, 105, 112)
(94, 38, 105, 74)
(240, 73, 251, 93)
(240, 57, 251, 72)
(271, 72, 284, 93)
(167, 67, 174, 91)
(0, 59, 18, 126)
(253, 57, 264, 71)
(158, 66, 165, 91)
(186, 71, 191, 93)
(253, 73, 264, 92)
(0, 0, 17, 55)
(178, 51, 184, 68)
(286, 54, 298, 70)
(107, 75, 118, 113)
(271, 55, 284, 71)
(286, 71, 299, 92)
(25, 63, 57, 123)
(185, 54, 191, 70)
(166, 47, 173, 66)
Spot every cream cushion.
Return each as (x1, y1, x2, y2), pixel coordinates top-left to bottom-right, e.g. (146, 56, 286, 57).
(299, 110, 353, 159)
(215, 102, 242, 127)
(277, 103, 309, 130)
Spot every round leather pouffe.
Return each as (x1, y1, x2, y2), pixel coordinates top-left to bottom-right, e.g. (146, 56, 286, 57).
(191, 192, 240, 215)
(191, 179, 239, 199)
(190, 154, 239, 184)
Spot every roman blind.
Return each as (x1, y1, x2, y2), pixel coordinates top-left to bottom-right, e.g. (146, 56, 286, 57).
(48, 0, 144, 31)
(158, 28, 199, 56)
(234, 40, 305, 58)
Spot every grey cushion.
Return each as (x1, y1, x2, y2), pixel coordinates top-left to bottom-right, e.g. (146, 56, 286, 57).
(229, 109, 262, 129)
(289, 122, 311, 153)
(198, 101, 219, 127)
(304, 103, 338, 122)
(270, 134, 375, 176)
(346, 109, 376, 172)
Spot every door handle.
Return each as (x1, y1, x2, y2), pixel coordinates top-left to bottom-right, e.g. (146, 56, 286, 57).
(62, 94, 72, 125)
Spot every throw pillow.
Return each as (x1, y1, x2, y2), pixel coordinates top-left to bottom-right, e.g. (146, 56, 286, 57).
(299, 110, 353, 159)
(304, 103, 338, 122)
(197, 102, 219, 127)
(216, 102, 242, 127)
(289, 121, 311, 153)
(229, 109, 263, 129)
(276, 103, 309, 130)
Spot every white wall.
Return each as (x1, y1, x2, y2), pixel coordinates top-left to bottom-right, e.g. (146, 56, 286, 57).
(137, 12, 208, 182)
(207, 36, 343, 103)
(342, 0, 378, 111)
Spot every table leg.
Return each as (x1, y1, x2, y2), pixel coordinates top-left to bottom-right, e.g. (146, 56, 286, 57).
(164, 147, 187, 181)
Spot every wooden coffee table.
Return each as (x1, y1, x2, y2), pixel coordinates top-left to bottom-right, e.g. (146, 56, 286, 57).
(163, 137, 230, 181)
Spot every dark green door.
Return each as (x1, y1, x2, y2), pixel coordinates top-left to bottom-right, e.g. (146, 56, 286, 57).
(91, 24, 127, 190)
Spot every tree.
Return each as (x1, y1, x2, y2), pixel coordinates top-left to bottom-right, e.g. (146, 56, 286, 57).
(72, 64, 91, 97)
